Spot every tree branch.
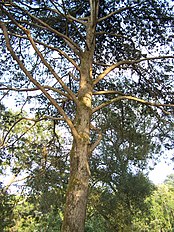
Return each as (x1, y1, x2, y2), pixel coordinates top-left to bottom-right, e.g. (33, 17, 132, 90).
(67, 14, 87, 25)
(1, 117, 37, 149)
(97, 6, 133, 23)
(93, 56, 174, 85)
(90, 0, 99, 27)
(7, 32, 80, 71)
(6, 14, 78, 101)
(89, 124, 102, 155)
(4, 3, 82, 55)
(0, 13, 79, 103)
(0, 116, 65, 149)
(93, 90, 124, 96)
(92, 95, 174, 115)
(26, 32, 79, 103)
(0, 22, 79, 140)
(0, 85, 70, 98)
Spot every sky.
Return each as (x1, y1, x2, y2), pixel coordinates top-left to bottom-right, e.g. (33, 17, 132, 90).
(147, 147, 174, 184)
(149, 164, 173, 184)
(148, 155, 174, 184)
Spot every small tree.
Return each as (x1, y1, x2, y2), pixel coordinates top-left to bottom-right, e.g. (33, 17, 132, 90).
(0, 1, 174, 231)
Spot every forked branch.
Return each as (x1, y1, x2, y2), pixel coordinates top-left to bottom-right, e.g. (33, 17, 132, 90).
(98, 5, 134, 23)
(0, 13, 78, 103)
(7, 32, 80, 71)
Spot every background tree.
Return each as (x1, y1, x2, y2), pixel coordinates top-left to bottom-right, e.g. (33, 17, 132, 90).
(87, 173, 155, 232)
(0, 104, 155, 231)
(0, 0, 174, 231)
(133, 175, 174, 232)
(0, 185, 15, 231)
(0, 106, 66, 231)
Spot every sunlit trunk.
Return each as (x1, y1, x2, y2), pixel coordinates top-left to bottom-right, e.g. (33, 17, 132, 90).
(61, 50, 93, 231)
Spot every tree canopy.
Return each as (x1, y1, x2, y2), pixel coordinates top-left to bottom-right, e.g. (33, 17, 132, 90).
(0, 0, 174, 231)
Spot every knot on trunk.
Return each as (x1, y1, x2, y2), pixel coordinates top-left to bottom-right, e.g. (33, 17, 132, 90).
(78, 89, 92, 109)
(79, 132, 90, 144)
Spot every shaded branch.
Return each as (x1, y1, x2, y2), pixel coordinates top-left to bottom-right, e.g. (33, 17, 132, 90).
(93, 56, 174, 85)
(7, 32, 80, 71)
(0, 117, 37, 149)
(67, 14, 87, 25)
(0, 116, 65, 149)
(98, 6, 133, 23)
(5, 3, 82, 55)
(89, 123, 102, 155)
(69, 71, 80, 81)
(92, 95, 174, 115)
(45, 2, 86, 25)
(93, 61, 111, 67)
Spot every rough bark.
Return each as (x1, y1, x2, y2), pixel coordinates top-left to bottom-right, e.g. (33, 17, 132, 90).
(61, 138, 91, 232)
(61, 49, 93, 231)
(61, 99, 92, 232)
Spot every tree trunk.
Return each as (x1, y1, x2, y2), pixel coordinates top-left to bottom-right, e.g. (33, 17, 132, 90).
(61, 106, 92, 231)
(61, 0, 98, 226)
(61, 50, 93, 231)
(61, 138, 91, 232)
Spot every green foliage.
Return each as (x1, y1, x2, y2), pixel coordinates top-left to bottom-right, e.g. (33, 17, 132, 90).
(85, 214, 106, 232)
(133, 175, 174, 232)
(87, 172, 155, 231)
(0, 190, 15, 231)
(164, 174, 174, 189)
(0, 109, 67, 231)
(2, 176, 174, 232)
(0, 103, 172, 231)
(8, 196, 62, 232)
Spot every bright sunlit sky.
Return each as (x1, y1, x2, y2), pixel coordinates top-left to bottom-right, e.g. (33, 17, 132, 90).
(148, 151, 174, 184)
(149, 162, 174, 184)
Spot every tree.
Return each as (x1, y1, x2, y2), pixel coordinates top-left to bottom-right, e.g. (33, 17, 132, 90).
(87, 172, 155, 231)
(0, 106, 67, 231)
(164, 174, 174, 189)
(0, 99, 157, 231)
(0, 1, 174, 231)
(133, 177, 174, 232)
(0, 185, 15, 231)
